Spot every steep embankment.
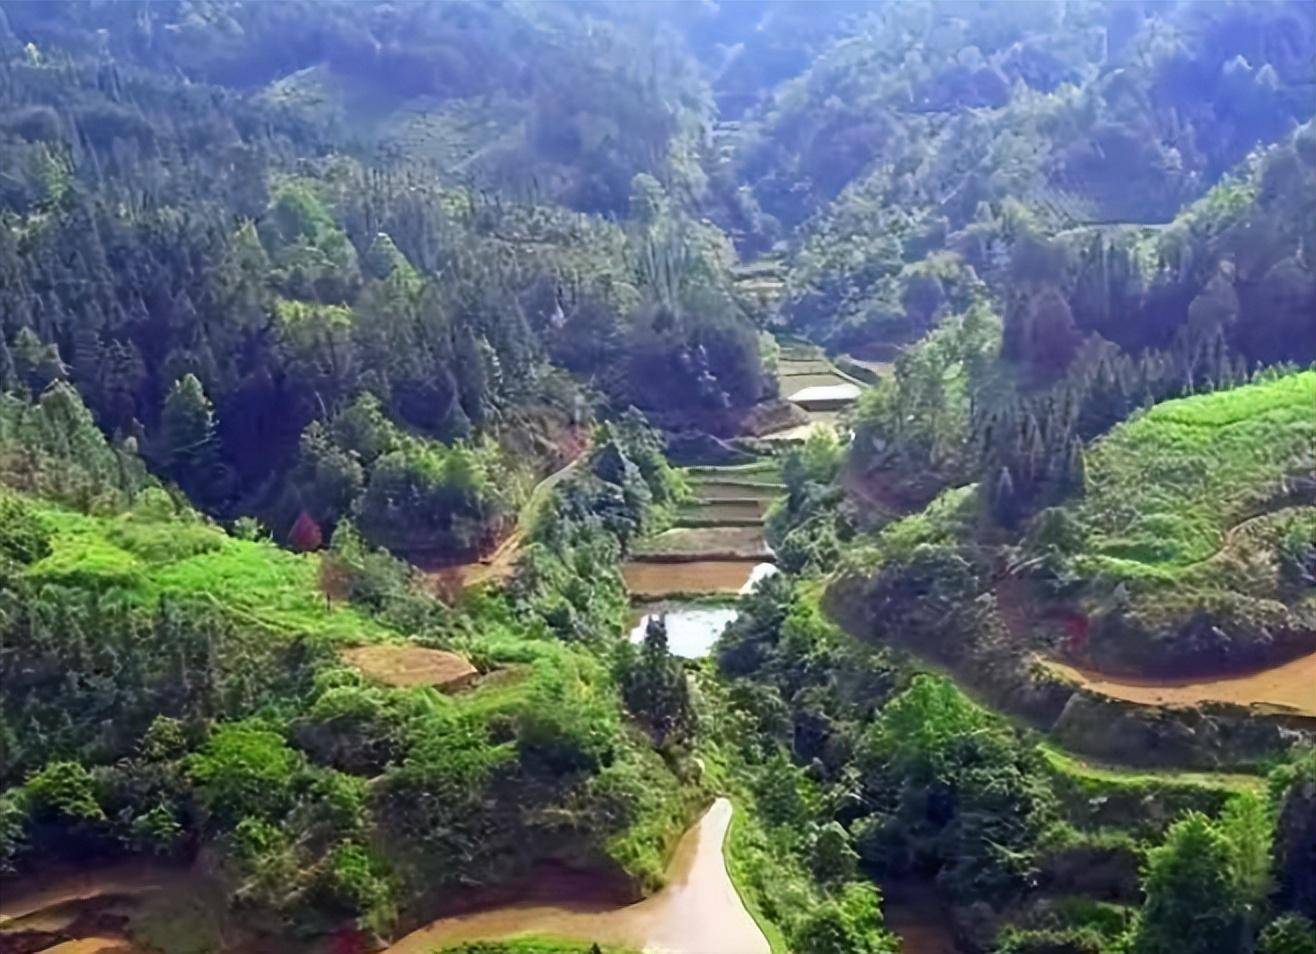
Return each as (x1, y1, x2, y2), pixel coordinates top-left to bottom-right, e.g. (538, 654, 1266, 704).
(429, 437, 590, 594)
(384, 798, 769, 954)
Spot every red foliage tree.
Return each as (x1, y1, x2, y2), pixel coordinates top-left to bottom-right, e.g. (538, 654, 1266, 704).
(289, 509, 323, 552)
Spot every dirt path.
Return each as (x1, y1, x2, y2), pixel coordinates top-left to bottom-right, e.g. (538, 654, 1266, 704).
(1042, 651, 1316, 717)
(384, 798, 770, 954)
(429, 445, 587, 593)
(0, 861, 203, 954)
(0, 862, 173, 923)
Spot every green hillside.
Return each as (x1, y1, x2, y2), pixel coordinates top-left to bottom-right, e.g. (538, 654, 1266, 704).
(1057, 371, 1316, 673)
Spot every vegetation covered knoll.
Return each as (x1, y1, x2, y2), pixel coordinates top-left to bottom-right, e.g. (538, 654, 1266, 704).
(384, 799, 768, 954)
(1036, 370, 1316, 677)
(822, 375, 1316, 768)
(0, 388, 712, 952)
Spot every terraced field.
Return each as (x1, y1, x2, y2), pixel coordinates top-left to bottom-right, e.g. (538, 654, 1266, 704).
(763, 344, 870, 442)
(1043, 652, 1316, 718)
(623, 462, 783, 600)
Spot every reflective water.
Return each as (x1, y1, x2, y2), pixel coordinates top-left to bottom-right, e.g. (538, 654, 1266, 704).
(629, 606, 739, 658)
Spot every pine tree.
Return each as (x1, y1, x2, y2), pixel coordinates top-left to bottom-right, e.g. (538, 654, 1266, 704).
(160, 373, 218, 479)
(12, 327, 65, 392)
(1064, 438, 1087, 496)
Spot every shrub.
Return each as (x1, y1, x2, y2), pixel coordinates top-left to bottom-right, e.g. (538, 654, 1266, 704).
(26, 761, 105, 823)
(188, 723, 301, 828)
(791, 882, 898, 954)
(1258, 915, 1316, 954)
(0, 492, 51, 564)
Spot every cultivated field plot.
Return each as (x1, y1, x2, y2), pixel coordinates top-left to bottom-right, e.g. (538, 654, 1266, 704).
(688, 479, 783, 501)
(622, 559, 766, 597)
(632, 525, 770, 559)
(679, 499, 769, 525)
(342, 645, 479, 691)
(781, 371, 861, 395)
(1043, 652, 1316, 718)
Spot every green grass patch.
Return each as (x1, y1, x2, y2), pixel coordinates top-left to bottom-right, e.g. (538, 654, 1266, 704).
(593, 743, 706, 894)
(1070, 370, 1316, 579)
(1040, 744, 1265, 794)
(1040, 743, 1263, 836)
(722, 802, 793, 954)
(25, 499, 391, 642)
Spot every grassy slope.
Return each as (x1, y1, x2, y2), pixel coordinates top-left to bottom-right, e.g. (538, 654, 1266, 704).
(21, 495, 697, 895)
(1071, 370, 1316, 583)
(26, 498, 391, 642)
(1040, 743, 1264, 797)
(722, 806, 792, 954)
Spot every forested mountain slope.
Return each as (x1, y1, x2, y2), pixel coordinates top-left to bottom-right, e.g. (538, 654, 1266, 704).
(1, 3, 1314, 954)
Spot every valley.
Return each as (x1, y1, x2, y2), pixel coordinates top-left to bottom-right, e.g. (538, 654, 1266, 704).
(1, 3, 1314, 954)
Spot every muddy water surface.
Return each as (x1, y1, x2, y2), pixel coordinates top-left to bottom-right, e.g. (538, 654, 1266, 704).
(1044, 651, 1316, 717)
(385, 798, 769, 954)
(623, 559, 762, 597)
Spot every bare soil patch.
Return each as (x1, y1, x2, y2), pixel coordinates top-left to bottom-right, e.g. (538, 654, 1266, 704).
(633, 526, 769, 559)
(343, 645, 479, 691)
(688, 479, 782, 501)
(781, 371, 858, 394)
(679, 499, 768, 524)
(1043, 652, 1316, 717)
(622, 559, 763, 598)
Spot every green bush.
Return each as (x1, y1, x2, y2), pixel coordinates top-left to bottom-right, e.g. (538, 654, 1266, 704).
(790, 882, 898, 954)
(1258, 915, 1316, 954)
(25, 760, 106, 823)
(313, 840, 396, 933)
(188, 722, 302, 828)
(0, 492, 51, 564)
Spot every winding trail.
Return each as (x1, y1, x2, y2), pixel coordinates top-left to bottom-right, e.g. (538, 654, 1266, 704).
(429, 440, 588, 593)
(384, 798, 770, 954)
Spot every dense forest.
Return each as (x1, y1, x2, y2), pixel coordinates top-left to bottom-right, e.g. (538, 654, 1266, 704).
(0, 3, 1313, 954)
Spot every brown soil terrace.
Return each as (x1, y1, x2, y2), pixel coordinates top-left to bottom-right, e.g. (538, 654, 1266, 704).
(1042, 651, 1316, 717)
(622, 559, 767, 598)
(342, 645, 479, 691)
